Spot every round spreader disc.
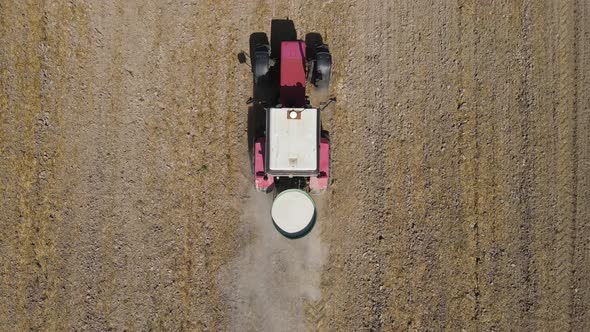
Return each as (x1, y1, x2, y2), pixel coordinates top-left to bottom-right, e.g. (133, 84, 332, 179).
(271, 189, 316, 238)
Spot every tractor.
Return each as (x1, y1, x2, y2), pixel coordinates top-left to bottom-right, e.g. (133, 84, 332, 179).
(247, 21, 332, 238)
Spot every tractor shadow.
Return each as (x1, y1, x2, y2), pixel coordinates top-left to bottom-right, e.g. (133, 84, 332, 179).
(270, 19, 297, 59)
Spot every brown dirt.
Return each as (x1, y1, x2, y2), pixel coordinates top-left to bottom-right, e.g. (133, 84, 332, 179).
(1, 1, 589, 331)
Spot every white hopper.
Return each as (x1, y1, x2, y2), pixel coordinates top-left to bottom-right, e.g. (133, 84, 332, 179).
(271, 189, 316, 238)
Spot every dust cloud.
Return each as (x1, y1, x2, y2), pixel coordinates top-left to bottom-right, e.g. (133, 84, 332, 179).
(220, 188, 326, 331)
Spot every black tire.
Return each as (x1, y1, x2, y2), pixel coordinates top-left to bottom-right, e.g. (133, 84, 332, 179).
(321, 130, 331, 191)
(253, 45, 270, 85)
(250, 137, 257, 175)
(249, 33, 271, 105)
(314, 44, 332, 94)
(249, 32, 269, 67)
(305, 32, 324, 61)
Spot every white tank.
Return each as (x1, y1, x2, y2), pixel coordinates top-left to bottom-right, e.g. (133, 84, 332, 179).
(271, 189, 316, 238)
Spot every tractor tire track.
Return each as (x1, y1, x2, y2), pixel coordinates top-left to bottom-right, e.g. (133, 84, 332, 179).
(456, 0, 482, 326)
(572, 2, 590, 330)
(529, 1, 559, 331)
(553, 1, 578, 331)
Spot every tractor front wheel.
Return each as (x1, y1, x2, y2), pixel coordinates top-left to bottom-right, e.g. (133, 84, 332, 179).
(253, 44, 270, 85)
(313, 44, 332, 101)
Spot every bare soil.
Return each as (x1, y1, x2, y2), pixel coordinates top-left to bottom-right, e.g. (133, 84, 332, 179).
(1, 1, 589, 331)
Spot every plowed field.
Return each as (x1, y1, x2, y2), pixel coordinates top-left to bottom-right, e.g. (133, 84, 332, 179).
(1, 1, 589, 331)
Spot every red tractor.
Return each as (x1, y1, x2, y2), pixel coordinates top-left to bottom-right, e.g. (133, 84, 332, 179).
(247, 22, 332, 238)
